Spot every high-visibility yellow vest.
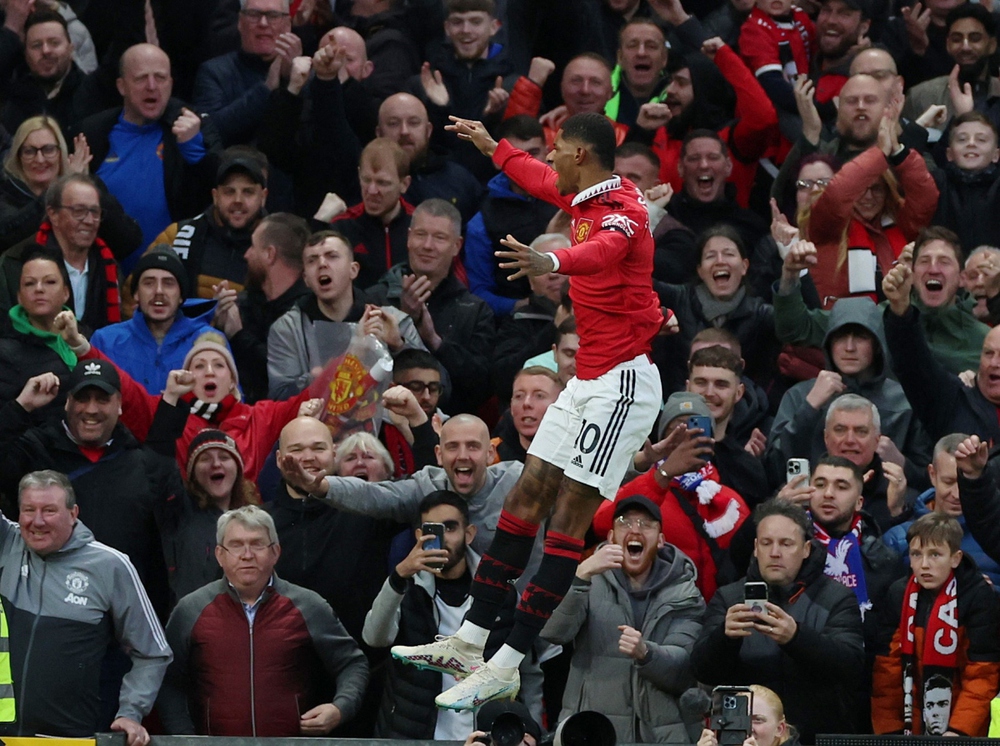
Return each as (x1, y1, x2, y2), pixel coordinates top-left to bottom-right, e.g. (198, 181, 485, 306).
(0, 599, 14, 721)
(989, 697, 1000, 737)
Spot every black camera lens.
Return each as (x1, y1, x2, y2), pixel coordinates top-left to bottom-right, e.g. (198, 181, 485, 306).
(490, 712, 526, 746)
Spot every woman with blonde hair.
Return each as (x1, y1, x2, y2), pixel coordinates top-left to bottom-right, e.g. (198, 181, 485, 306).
(697, 685, 799, 746)
(806, 117, 938, 309)
(0, 115, 140, 253)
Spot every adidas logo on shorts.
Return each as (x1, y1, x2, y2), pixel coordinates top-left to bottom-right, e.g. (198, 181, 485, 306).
(571, 455, 583, 468)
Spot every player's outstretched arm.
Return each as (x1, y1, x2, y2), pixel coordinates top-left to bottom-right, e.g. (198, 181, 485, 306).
(446, 116, 498, 157)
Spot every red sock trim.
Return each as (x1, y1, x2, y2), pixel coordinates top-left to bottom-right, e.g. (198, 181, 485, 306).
(498, 509, 540, 538)
(543, 531, 584, 560)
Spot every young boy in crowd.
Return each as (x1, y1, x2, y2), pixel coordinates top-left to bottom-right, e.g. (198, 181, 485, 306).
(871, 513, 1000, 736)
(932, 111, 1000, 256)
(739, 0, 816, 117)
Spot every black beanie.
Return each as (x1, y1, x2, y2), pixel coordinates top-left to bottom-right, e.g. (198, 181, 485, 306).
(130, 247, 189, 298)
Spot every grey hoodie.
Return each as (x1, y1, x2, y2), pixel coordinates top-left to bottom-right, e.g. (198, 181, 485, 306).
(0, 515, 171, 737)
(766, 297, 932, 486)
(542, 543, 705, 744)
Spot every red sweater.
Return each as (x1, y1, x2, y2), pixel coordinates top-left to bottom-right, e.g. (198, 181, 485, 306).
(83, 346, 310, 481)
(807, 146, 939, 309)
(493, 139, 662, 379)
(739, 6, 816, 80)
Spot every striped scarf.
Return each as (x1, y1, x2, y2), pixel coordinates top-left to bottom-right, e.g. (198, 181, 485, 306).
(35, 221, 121, 324)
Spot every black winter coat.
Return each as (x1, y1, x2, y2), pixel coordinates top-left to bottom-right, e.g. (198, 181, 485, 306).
(369, 265, 495, 415)
(691, 545, 865, 743)
(0, 313, 75, 428)
(0, 400, 174, 616)
(372, 570, 516, 739)
(652, 280, 778, 394)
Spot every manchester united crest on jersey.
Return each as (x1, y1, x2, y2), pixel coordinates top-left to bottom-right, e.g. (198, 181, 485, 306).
(574, 218, 593, 244)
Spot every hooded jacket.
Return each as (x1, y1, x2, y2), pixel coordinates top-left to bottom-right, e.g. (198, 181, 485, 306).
(596, 469, 750, 601)
(266, 286, 424, 400)
(872, 555, 1000, 736)
(0, 517, 171, 737)
(690, 545, 866, 743)
(90, 300, 226, 395)
(766, 297, 933, 488)
(884, 488, 1000, 587)
(630, 17, 777, 209)
(542, 543, 705, 744)
(774, 275, 990, 376)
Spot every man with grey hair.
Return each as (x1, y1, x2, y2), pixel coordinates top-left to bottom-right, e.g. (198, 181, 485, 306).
(779, 393, 918, 532)
(368, 198, 495, 414)
(0, 173, 129, 330)
(962, 244, 1000, 322)
(193, 0, 299, 146)
(158, 504, 368, 737)
(883, 433, 1000, 585)
(0, 469, 171, 745)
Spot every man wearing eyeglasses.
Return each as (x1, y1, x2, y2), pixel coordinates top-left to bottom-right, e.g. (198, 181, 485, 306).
(541, 494, 705, 743)
(193, 0, 302, 147)
(158, 505, 369, 737)
(0, 172, 124, 331)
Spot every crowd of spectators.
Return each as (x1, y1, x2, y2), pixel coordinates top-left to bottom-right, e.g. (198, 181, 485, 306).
(6, 0, 1000, 741)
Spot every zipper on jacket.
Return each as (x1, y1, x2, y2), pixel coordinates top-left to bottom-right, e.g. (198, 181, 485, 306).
(249, 617, 256, 736)
(17, 560, 47, 735)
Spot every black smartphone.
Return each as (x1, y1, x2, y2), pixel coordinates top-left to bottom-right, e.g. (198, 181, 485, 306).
(421, 522, 446, 567)
(710, 686, 753, 746)
(744, 581, 769, 615)
(688, 414, 713, 439)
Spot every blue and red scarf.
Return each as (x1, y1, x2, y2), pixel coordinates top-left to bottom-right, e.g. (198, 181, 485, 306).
(814, 513, 871, 619)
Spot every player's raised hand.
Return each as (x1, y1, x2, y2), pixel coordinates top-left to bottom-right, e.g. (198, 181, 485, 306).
(445, 116, 498, 157)
(496, 234, 556, 280)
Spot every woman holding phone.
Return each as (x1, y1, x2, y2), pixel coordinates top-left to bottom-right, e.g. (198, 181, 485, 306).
(697, 685, 799, 746)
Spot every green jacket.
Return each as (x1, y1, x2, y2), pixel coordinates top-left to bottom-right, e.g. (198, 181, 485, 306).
(773, 280, 988, 375)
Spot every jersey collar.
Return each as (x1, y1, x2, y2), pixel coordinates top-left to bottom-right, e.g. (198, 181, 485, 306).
(571, 176, 622, 207)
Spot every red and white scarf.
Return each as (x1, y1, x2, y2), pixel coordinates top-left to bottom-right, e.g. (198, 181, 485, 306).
(898, 572, 959, 734)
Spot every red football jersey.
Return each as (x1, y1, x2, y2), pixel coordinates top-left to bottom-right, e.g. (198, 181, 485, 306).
(492, 139, 663, 380)
(740, 6, 816, 80)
